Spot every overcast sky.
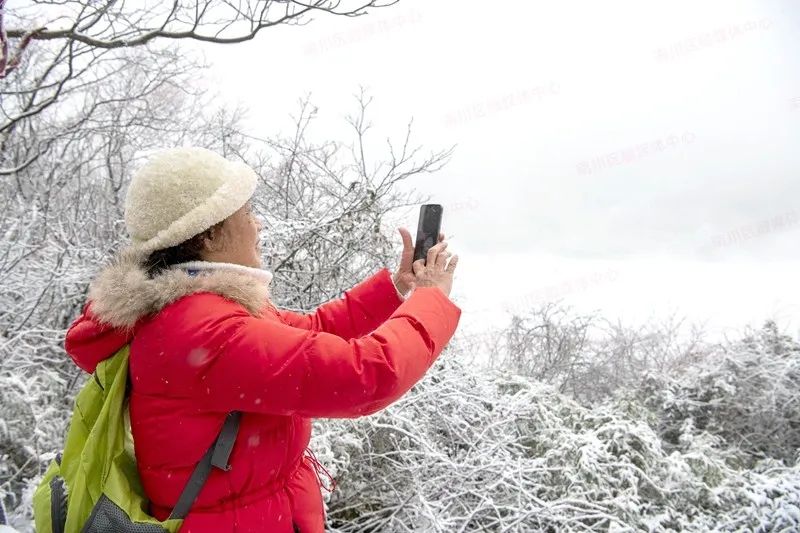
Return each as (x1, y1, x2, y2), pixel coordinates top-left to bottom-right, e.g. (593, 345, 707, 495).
(194, 0, 799, 340)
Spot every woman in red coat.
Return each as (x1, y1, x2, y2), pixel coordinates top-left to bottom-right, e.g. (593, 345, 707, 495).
(64, 147, 461, 532)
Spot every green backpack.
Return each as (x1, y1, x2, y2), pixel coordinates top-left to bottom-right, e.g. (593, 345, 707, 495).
(33, 345, 240, 532)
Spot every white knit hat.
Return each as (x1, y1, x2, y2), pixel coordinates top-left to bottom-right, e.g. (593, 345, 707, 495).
(123, 147, 258, 256)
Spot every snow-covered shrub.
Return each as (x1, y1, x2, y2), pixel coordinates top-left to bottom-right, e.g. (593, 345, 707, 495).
(0, 352, 74, 518)
(314, 342, 800, 532)
(495, 304, 708, 406)
(711, 458, 800, 532)
(631, 321, 800, 464)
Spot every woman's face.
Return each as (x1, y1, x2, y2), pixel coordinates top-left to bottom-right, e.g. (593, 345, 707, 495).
(201, 200, 264, 268)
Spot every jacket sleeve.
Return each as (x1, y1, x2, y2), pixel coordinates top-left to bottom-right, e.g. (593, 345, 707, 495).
(188, 285, 460, 418)
(276, 267, 408, 341)
(64, 301, 133, 373)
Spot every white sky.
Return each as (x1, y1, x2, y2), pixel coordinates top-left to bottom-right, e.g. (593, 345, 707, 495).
(193, 0, 800, 341)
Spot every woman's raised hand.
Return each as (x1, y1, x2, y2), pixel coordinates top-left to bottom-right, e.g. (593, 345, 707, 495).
(393, 228, 458, 299)
(411, 236, 458, 298)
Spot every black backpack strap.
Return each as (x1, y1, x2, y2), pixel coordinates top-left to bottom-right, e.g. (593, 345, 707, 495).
(169, 411, 241, 520)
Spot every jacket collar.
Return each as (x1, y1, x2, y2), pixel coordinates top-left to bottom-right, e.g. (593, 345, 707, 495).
(86, 247, 274, 332)
(170, 260, 274, 285)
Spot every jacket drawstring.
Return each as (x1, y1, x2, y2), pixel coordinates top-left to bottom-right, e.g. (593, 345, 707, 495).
(304, 447, 337, 494)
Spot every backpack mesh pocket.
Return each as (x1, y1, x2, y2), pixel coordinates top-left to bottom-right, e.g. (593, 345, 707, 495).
(81, 494, 169, 533)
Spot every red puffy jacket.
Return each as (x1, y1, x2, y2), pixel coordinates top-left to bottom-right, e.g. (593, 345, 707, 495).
(64, 249, 461, 532)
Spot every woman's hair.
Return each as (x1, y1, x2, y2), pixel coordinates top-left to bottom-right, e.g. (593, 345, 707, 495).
(142, 219, 226, 278)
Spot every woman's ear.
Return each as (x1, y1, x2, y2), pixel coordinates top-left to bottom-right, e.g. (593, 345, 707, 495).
(202, 224, 226, 254)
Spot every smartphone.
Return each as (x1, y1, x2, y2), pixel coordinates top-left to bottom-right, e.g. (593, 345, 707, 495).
(413, 204, 443, 265)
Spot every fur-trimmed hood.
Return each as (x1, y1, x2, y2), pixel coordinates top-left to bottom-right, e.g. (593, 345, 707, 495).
(86, 246, 274, 333)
